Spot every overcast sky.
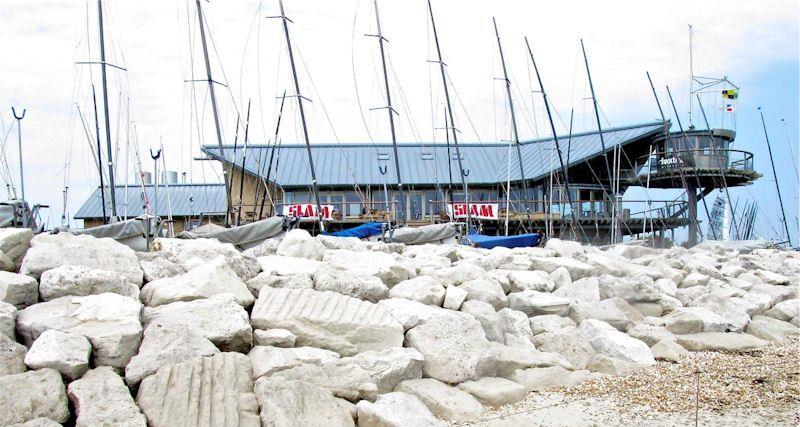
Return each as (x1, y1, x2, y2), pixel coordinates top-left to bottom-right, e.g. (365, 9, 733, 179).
(0, 0, 797, 242)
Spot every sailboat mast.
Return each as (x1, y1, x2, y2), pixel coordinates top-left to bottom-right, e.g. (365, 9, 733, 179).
(688, 24, 694, 129)
(195, 0, 233, 227)
(525, 36, 580, 240)
(759, 108, 792, 246)
(236, 100, 251, 226)
(492, 19, 529, 234)
(258, 90, 287, 220)
(97, 0, 117, 219)
(91, 85, 108, 224)
(371, 0, 405, 224)
(275, 0, 325, 231)
(427, 0, 470, 231)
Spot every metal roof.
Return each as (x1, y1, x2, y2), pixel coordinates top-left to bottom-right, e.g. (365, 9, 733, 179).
(202, 121, 664, 188)
(74, 183, 226, 219)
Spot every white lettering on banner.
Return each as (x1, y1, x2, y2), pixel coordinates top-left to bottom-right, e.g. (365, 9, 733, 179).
(282, 204, 335, 220)
(446, 203, 499, 220)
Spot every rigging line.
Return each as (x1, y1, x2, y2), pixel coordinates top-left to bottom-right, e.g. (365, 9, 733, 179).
(350, 0, 377, 146)
(237, 3, 262, 113)
(386, 50, 422, 143)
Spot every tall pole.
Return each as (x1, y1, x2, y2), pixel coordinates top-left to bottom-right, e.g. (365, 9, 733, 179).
(525, 36, 581, 240)
(492, 19, 530, 229)
(688, 24, 694, 129)
(258, 90, 287, 220)
(759, 108, 792, 246)
(428, 0, 470, 231)
(11, 107, 26, 201)
(236, 100, 251, 226)
(371, 0, 405, 225)
(196, 0, 233, 226)
(91, 86, 108, 224)
(97, 0, 117, 219)
(581, 40, 618, 242)
(274, 0, 325, 232)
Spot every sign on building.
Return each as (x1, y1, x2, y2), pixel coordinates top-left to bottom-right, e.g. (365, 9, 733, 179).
(282, 204, 335, 220)
(446, 203, 499, 220)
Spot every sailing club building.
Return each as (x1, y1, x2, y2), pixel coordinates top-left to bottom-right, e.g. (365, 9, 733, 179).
(199, 120, 760, 244)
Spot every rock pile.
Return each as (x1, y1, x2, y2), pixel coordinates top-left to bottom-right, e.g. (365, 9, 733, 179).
(0, 228, 797, 425)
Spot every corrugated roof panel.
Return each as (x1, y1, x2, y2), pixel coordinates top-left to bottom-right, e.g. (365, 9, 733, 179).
(74, 183, 226, 219)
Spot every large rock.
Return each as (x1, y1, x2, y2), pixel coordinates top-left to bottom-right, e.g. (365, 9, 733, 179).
(0, 300, 15, 337)
(396, 378, 485, 422)
(254, 377, 354, 427)
(140, 256, 255, 308)
(125, 320, 220, 386)
(136, 353, 260, 427)
(388, 276, 444, 306)
(508, 366, 595, 392)
(253, 328, 296, 347)
(249, 346, 339, 378)
(498, 308, 535, 349)
(460, 300, 504, 343)
(651, 338, 689, 362)
(247, 272, 313, 296)
(507, 290, 570, 316)
(251, 287, 403, 356)
(552, 277, 601, 304)
(16, 293, 142, 369)
(579, 319, 655, 365)
(39, 265, 139, 301)
(443, 285, 468, 310)
(531, 327, 595, 370)
(21, 233, 143, 284)
(693, 292, 751, 332)
(0, 333, 26, 376)
(142, 294, 253, 353)
(675, 332, 768, 352)
(456, 377, 527, 406)
(428, 264, 488, 287)
(545, 238, 584, 258)
(314, 267, 390, 303)
(378, 298, 467, 330)
(763, 299, 799, 322)
(598, 275, 661, 303)
(404, 315, 493, 383)
(325, 250, 414, 287)
(530, 256, 594, 279)
(662, 307, 727, 334)
(0, 368, 69, 425)
(0, 228, 33, 269)
(0, 271, 38, 308)
(257, 255, 322, 276)
(506, 270, 556, 293)
(459, 278, 508, 310)
(67, 367, 146, 427)
(24, 329, 91, 380)
(626, 323, 674, 347)
(276, 229, 325, 261)
(136, 252, 185, 282)
(274, 347, 424, 402)
(529, 314, 576, 335)
(569, 297, 641, 332)
(356, 392, 443, 427)
(154, 237, 260, 281)
(745, 316, 799, 342)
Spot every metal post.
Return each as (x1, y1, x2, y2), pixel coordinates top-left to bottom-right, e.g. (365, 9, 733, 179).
(150, 148, 161, 226)
(11, 107, 26, 201)
(196, 0, 233, 226)
(97, 0, 118, 219)
(273, 0, 325, 232)
(428, 0, 470, 232)
(258, 90, 287, 220)
(91, 86, 108, 224)
(759, 108, 792, 246)
(370, 0, 405, 225)
(237, 100, 251, 226)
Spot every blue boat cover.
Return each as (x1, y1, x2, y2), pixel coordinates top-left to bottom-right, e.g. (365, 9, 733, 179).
(324, 222, 384, 239)
(467, 232, 542, 249)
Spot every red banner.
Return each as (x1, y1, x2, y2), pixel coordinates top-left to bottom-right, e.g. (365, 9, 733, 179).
(446, 203, 499, 220)
(282, 204, 335, 220)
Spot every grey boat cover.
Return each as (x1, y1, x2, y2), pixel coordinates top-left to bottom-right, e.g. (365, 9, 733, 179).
(71, 218, 152, 252)
(391, 223, 458, 245)
(177, 217, 285, 250)
(0, 204, 16, 228)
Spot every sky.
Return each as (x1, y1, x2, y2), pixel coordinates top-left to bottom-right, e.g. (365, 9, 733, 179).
(0, 0, 797, 244)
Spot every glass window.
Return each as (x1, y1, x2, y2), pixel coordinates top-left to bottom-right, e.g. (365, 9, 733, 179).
(345, 192, 361, 217)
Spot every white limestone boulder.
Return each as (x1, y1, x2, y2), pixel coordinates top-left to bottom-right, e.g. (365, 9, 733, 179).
(404, 314, 493, 383)
(395, 378, 485, 422)
(598, 275, 661, 303)
(0, 271, 37, 309)
(154, 237, 260, 281)
(254, 377, 355, 427)
(276, 229, 325, 260)
(763, 299, 799, 322)
(140, 256, 255, 308)
(253, 328, 296, 347)
(248, 345, 339, 378)
(531, 327, 595, 370)
(125, 320, 220, 386)
(693, 292, 751, 332)
(459, 278, 508, 310)
(39, 265, 139, 301)
(21, 233, 143, 284)
(507, 290, 570, 316)
(549, 266, 572, 289)
(675, 332, 768, 352)
(0, 300, 16, 338)
(0, 333, 26, 377)
(529, 314, 577, 335)
(662, 306, 728, 334)
(16, 293, 143, 369)
(324, 249, 414, 287)
(552, 277, 601, 304)
(578, 319, 655, 365)
(314, 267, 390, 303)
(427, 264, 488, 287)
(498, 308, 536, 349)
(680, 272, 711, 288)
(257, 255, 322, 276)
(246, 272, 313, 296)
(0, 368, 69, 425)
(378, 297, 468, 331)
(24, 329, 91, 380)
(456, 377, 527, 406)
(509, 365, 595, 392)
(242, 237, 281, 257)
(569, 297, 641, 332)
(626, 323, 675, 347)
(461, 300, 504, 343)
(545, 238, 584, 258)
(136, 252, 185, 282)
(443, 285, 468, 310)
(356, 392, 444, 427)
(67, 367, 147, 427)
(530, 256, 594, 279)
(586, 353, 648, 376)
(651, 338, 690, 362)
(251, 287, 403, 356)
(136, 352, 260, 427)
(0, 228, 33, 270)
(389, 276, 445, 306)
(745, 315, 799, 342)
(505, 270, 556, 293)
(142, 294, 253, 353)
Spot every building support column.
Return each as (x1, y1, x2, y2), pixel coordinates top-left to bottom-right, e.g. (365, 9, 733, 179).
(687, 183, 699, 247)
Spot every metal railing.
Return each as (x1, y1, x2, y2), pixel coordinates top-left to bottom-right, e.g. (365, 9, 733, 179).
(647, 149, 755, 173)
